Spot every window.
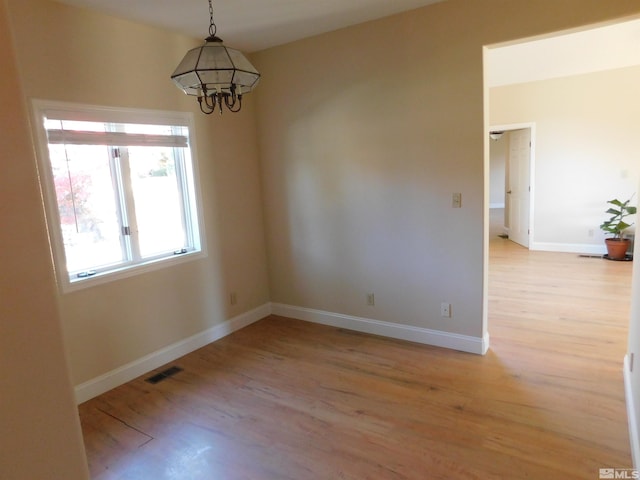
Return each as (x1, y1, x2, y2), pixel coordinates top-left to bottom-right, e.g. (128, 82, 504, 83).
(33, 101, 205, 291)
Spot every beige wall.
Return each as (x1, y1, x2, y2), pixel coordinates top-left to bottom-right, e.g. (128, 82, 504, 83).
(253, 0, 640, 339)
(7, 0, 270, 385)
(491, 66, 640, 252)
(5, 0, 640, 475)
(0, 0, 89, 478)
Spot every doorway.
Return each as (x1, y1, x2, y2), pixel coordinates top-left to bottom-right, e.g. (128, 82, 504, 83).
(488, 125, 534, 249)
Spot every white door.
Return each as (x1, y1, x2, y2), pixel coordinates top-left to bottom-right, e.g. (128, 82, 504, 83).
(507, 128, 531, 248)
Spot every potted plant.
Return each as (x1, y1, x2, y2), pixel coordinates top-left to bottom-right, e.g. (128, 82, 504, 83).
(599, 197, 637, 260)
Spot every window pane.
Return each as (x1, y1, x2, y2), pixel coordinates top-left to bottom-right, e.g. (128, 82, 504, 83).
(121, 123, 184, 136)
(48, 144, 124, 273)
(44, 119, 106, 133)
(128, 146, 187, 257)
(61, 120, 107, 133)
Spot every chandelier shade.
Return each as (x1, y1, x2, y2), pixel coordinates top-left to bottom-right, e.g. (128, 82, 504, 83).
(171, 0, 260, 115)
(171, 37, 260, 98)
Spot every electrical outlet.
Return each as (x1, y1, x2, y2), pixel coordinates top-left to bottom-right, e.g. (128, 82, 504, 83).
(441, 302, 451, 318)
(452, 193, 462, 208)
(588, 229, 594, 237)
(230, 292, 237, 305)
(366, 293, 375, 306)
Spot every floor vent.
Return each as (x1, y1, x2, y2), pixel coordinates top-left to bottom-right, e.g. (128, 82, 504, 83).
(578, 254, 603, 259)
(145, 366, 183, 384)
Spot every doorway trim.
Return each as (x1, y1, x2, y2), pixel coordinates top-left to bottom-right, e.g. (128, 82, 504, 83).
(489, 122, 536, 249)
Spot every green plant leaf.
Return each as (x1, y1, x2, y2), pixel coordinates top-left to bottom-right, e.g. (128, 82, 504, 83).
(617, 221, 632, 231)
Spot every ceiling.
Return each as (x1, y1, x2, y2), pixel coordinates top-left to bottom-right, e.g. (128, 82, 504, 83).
(54, 0, 445, 52)
(487, 18, 640, 87)
(52, 0, 640, 83)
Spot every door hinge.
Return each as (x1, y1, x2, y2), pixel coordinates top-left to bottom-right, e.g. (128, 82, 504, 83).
(122, 226, 131, 236)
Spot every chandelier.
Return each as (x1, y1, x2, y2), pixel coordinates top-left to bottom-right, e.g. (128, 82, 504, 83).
(171, 0, 260, 115)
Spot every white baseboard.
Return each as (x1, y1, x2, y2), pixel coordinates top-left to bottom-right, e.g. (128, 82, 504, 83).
(625, 354, 640, 469)
(76, 301, 491, 403)
(530, 241, 606, 255)
(489, 203, 505, 209)
(74, 303, 271, 404)
(271, 303, 489, 355)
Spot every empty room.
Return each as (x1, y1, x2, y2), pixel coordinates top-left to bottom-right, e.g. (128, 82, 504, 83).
(3, 1, 640, 479)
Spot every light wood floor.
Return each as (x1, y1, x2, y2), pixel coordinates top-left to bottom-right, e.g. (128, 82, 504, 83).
(79, 238, 633, 479)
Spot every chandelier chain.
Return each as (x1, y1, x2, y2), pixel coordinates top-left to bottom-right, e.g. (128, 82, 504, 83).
(208, 0, 217, 38)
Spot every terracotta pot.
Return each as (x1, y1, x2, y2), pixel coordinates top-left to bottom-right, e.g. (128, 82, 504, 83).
(605, 238, 630, 260)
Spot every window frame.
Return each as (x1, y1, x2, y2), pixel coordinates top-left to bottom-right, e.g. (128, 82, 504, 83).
(32, 100, 207, 293)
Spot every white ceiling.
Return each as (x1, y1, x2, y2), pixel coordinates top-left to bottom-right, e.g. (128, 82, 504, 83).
(51, 0, 640, 82)
(487, 18, 640, 87)
(54, 0, 445, 52)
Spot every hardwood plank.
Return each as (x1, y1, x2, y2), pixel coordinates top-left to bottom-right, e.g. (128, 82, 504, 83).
(79, 239, 633, 479)
(79, 402, 153, 476)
